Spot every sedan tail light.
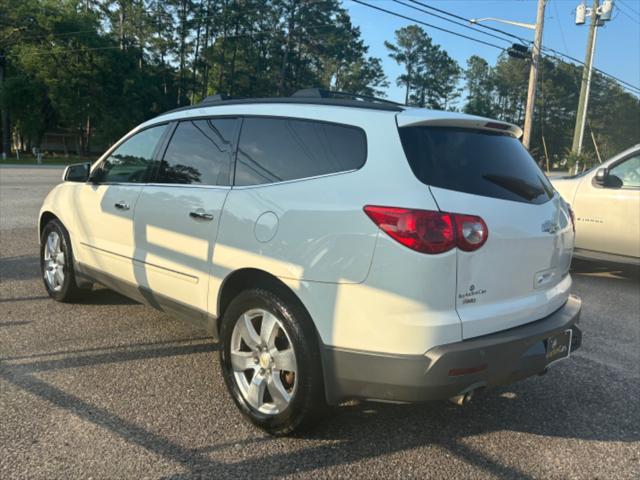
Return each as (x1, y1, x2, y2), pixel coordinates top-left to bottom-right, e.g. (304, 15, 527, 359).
(363, 206, 488, 254)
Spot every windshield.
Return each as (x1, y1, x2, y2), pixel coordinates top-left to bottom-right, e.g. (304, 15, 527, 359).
(398, 126, 554, 205)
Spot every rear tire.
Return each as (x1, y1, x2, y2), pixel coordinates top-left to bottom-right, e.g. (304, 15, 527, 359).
(40, 219, 86, 302)
(219, 288, 326, 435)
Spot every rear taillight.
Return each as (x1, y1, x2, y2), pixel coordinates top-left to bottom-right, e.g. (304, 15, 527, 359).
(455, 214, 488, 251)
(363, 206, 488, 254)
(363, 206, 455, 254)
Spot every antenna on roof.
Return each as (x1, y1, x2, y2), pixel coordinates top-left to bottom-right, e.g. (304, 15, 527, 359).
(200, 94, 232, 105)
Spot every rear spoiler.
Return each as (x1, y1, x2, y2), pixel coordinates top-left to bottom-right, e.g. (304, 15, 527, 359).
(396, 108, 523, 139)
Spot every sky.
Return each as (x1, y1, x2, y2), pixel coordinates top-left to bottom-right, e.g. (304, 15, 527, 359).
(342, 0, 640, 104)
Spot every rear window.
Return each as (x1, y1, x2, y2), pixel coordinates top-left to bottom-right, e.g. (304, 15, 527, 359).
(235, 117, 366, 186)
(398, 126, 554, 204)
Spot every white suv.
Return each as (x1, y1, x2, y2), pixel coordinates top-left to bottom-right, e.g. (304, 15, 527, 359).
(39, 90, 582, 435)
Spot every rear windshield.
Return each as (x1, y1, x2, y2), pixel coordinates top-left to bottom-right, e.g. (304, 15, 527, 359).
(398, 126, 554, 204)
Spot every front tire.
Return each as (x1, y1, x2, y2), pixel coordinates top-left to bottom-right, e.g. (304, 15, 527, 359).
(40, 219, 85, 302)
(219, 288, 326, 435)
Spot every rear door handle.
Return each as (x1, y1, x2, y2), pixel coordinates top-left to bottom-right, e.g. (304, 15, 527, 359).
(114, 201, 130, 211)
(189, 209, 214, 221)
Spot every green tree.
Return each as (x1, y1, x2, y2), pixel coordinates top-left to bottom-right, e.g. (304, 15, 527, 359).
(464, 55, 495, 117)
(384, 25, 426, 105)
(385, 25, 460, 108)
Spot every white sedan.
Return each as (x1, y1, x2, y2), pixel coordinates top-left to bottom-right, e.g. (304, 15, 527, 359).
(551, 144, 640, 265)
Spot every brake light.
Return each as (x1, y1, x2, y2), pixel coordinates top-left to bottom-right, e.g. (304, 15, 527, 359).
(363, 206, 455, 254)
(363, 206, 488, 254)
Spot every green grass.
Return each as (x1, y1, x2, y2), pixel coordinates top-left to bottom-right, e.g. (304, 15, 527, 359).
(0, 154, 95, 165)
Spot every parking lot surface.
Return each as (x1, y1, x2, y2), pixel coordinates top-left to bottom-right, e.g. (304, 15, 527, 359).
(1, 166, 639, 479)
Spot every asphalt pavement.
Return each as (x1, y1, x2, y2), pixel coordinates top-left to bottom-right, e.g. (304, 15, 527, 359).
(1, 166, 639, 479)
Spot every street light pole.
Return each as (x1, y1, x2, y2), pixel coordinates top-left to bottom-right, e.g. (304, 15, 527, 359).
(522, 0, 547, 150)
(471, 0, 547, 150)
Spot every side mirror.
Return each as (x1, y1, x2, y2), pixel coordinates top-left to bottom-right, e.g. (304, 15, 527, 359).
(594, 167, 608, 185)
(63, 162, 91, 182)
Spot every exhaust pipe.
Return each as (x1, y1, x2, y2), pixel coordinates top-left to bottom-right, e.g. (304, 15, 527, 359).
(449, 383, 486, 406)
(449, 390, 475, 406)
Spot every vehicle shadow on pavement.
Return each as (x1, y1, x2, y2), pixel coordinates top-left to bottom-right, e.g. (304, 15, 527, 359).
(2, 336, 637, 480)
(0, 255, 40, 281)
(74, 287, 140, 306)
(0, 284, 139, 306)
(0, 295, 50, 303)
(571, 258, 640, 283)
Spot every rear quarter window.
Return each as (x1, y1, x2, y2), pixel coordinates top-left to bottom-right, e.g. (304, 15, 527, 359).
(399, 126, 554, 204)
(235, 117, 367, 186)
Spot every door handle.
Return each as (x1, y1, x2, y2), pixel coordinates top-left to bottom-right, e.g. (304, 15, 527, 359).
(189, 209, 214, 221)
(114, 201, 130, 211)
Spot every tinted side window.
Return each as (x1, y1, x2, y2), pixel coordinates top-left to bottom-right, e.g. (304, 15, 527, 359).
(609, 154, 640, 188)
(399, 126, 554, 204)
(235, 118, 366, 186)
(93, 125, 167, 183)
(157, 118, 238, 186)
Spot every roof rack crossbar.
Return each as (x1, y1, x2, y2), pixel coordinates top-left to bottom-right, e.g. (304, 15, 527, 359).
(292, 88, 401, 106)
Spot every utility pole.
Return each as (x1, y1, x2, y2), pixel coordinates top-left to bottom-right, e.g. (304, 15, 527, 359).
(572, 0, 599, 153)
(471, 0, 547, 150)
(572, 0, 613, 153)
(0, 52, 9, 160)
(522, 0, 546, 150)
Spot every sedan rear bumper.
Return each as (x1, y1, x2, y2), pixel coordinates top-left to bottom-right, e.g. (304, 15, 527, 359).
(321, 295, 582, 405)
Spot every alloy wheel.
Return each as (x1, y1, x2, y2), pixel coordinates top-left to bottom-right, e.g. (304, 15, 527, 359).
(230, 308, 298, 415)
(43, 231, 65, 292)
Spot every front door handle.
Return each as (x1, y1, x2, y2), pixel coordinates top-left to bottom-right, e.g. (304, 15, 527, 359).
(114, 201, 130, 211)
(189, 209, 214, 221)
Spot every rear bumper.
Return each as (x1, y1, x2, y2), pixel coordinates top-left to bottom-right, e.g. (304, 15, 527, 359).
(321, 295, 582, 405)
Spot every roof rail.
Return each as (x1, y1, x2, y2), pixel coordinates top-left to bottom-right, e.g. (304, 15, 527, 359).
(163, 90, 404, 115)
(292, 88, 401, 106)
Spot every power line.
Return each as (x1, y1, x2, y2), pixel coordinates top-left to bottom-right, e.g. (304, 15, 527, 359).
(552, 0, 571, 54)
(543, 47, 640, 93)
(405, 0, 531, 43)
(618, 0, 640, 16)
(391, 0, 517, 46)
(615, 2, 640, 24)
(8, 0, 639, 95)
(399, 0, 640, 93)
(351, 0, 507, 50)
(545, 0, 638, 96)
